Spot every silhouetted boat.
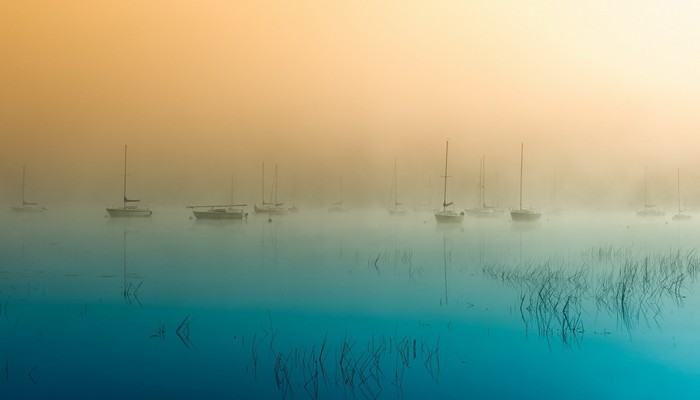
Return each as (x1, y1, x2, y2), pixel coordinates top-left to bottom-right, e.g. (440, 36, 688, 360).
(434, 141, 464, 223)
(465, 155, 502, 218)
(510, 143, 541, 222)
(388, 157, 407, 216)
(106, 146, 152, 217)
(189, 175, 248, 219)
(254, 163, 290, 215)
(328, 176, 347, 212)
(11, 166, 46, 213)
(672, 168, 691, 221)
(289, 176, 298, 213)
(187, 204, 248, 219)
(636, 166, 664, 217)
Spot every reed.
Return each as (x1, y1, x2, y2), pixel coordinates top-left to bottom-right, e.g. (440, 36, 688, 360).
(483, 246, 700, 346)
(175, 314, 196, 350)
(28, 366, 37, 385)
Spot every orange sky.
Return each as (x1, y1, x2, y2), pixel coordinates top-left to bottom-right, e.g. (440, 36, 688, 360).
(2, 1, 700, 209)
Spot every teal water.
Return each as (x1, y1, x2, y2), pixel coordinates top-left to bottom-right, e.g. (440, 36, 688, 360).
(1, 208, 700, 399)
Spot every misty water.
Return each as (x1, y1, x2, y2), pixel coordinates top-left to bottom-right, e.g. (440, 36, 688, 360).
(1, 208, 700, 399)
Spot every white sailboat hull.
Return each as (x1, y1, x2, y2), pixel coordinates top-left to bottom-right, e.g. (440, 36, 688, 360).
(636, 209, 665, 217)
(107, 207, 152, 217)
(672, 213, 691, 221)
(193, 209, 246, 220)
(255, 204, 290, 215)
(254, 204, 275, 214)
(434, 210, 464, 223)
(510, 209, 541, 222)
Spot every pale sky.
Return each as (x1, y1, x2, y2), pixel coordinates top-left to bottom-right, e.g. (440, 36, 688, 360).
(2, 1, 700, 210)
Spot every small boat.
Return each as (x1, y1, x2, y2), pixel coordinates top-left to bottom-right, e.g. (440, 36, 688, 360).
(11, 166, 47, 213)
(328, 176, 347, 212)
(636, 167, 664, 217)
(465, 155, 502, 218)
(672, 168, 691, 221)
(289, 176, 299, 213)
(106, 146, 152, 217)
(255, 163, 290, 215)
(510, 143, 541, 222)
(189, 175, 248, 219)
(434, 141, 464, 223)
(388, 157, 408, 216)
(187, 204, 248, 220)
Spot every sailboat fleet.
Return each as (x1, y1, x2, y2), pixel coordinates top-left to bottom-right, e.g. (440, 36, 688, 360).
(9, 143, 694, 221)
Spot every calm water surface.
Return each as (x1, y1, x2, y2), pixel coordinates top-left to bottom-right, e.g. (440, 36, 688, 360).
(1, 208, 699, 399)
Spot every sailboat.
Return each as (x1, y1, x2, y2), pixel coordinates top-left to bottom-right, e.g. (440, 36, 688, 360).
(672, 168, 691, 221)
(465, 155, 502, 218)
(106, 146, 152, 217)
(11, 166, 47, 213)
(289, 175, 298, 213)
(328, 176, 347, 212)
(510, 143, 541, 222)
(636, 167, 664, 217)
(388, 157, 407, 216)
(254, 164, 289, 215)
(434, 141, 464, 223)
(187, 175, 248, 219)
(188, 204, 247, 219)
(254, 163, 275, 214)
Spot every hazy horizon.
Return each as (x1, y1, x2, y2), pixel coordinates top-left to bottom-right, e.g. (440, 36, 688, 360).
(3, 1, 700, 212)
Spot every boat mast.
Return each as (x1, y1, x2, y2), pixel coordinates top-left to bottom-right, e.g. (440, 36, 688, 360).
(677, 168, 681, 214)
(231, 174, 239, 204)
(496, 172, 500, 208)
(340, 176, 343, 205)
(442, 141, 449, 211)
(519, 143, 523, 211)
(123, 145, 128, 208)
(428, 177, 432, 205)
(261, 162, 265, 205)
(274, 164, 278, 205)
(481, 156, 486, 209)
(21, 166, 26, 205)
(394, 157, 398, 208)
(644, 166, 648, 208)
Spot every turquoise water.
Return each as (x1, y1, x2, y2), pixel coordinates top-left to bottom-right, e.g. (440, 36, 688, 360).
(1, 208, 700, 399)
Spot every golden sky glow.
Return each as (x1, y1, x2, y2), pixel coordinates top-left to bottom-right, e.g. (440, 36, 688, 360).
(2, 1, 700, 209)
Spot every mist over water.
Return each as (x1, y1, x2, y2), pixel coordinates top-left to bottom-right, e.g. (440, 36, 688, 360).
(2, 208, 700, 398)
(3, 2, 700, 211)
(4, 1, 700, 398)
